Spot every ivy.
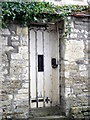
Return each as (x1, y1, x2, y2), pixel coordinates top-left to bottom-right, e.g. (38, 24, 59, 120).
(1, 2, 89, 27)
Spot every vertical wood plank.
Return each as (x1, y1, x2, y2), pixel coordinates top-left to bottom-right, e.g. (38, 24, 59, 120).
(30, 30, 36, 108)
(44, 31, 52, 107)
(49, 31, 59, 106)
(42, 31, 45, 107)
(37, 30, 44, 107)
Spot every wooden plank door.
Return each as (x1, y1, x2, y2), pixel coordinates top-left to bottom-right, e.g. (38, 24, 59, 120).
(30, 28, 59, 108)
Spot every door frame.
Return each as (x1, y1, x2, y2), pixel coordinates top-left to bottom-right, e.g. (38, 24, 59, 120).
(28, 23, 60, 109)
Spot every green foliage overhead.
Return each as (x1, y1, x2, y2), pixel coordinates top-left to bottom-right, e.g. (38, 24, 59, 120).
(1, 2, 88, 27)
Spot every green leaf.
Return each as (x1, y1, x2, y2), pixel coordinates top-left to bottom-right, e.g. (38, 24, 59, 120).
(1, 2, 88, 27)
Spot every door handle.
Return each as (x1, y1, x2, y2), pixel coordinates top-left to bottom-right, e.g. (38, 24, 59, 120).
(51, 58, 58, 68)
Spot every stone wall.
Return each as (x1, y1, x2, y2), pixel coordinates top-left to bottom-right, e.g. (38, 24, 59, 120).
(59, 17, 90, 118)
(0, 17, 90, 119)
(0, 25, 29, 119)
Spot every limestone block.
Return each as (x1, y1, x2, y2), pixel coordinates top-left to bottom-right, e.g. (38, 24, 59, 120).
(22, 83, 28, 89)
(80, 71, 88, 77)
(75, 21, 83, 25)
(65, 87, 71, 97)
(11, 53, 22, 60)
(69, 21, 74, 28)
(8, 95, 13, 100)
(77, 34, 84, 39)
(1, 100, 11, 106)
(65, 72, 70, 78)
(88, 31, 90, 35)
(63, 60, 69, 65)
(13, 73, 27, 81)
(81, 30, 84, 33)
(2, 69, 8, 75)
(4, 46, 14, 52)
(72, 29, 80, 33)
(14, 94, 28, 100)
(88, 36, 90, 41)
(64, 40, 84, 61)
(75, 76, 88, 83)
(0, 109, 2, 119)
(19, 46, 28, 59)
(14, 111, 28, 119)
(73, 85, 83, 94)
(19, 72, 28, 80)
(22, 67, 28, 74)
(10, 60, 28, 68)
(65, 62, 78, 71)
(65, 78, 72, 85)
(9, 80, 22, 90)
(17, 27, 28, 35)
(18, 88, 28, 94)
(82, 18, 89, 22)
(0, 76, 5, 83)
(84, 34, 88, 39)
(10, 64, 22, 75)
(70, 70, 78, 77)
(0, 94, 8, 101)
(79, 65, 87, 71)
(14, 105, 28, 113)
(85, 30, 88, 35)
(14, 99, 28, 106)
(20, 35, 28, 46)
(77, 93, 88, 99)
(77, 94, 88, 104)
(0, 29, 10, 35)
(12, 41, 20, 46)
(76, 24, 88, 30)
(11, 36, 19, 41)
(70, 33, 77, 39)
(0, 36, 8, 46)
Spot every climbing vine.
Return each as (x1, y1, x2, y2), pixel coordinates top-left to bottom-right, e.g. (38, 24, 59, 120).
(1, 2, 89, 27)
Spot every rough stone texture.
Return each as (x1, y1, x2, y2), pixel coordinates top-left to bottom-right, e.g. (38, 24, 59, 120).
(0, 17, 90, 119)
(59, 17, 90, 118)
(0, 25, 29, 119)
